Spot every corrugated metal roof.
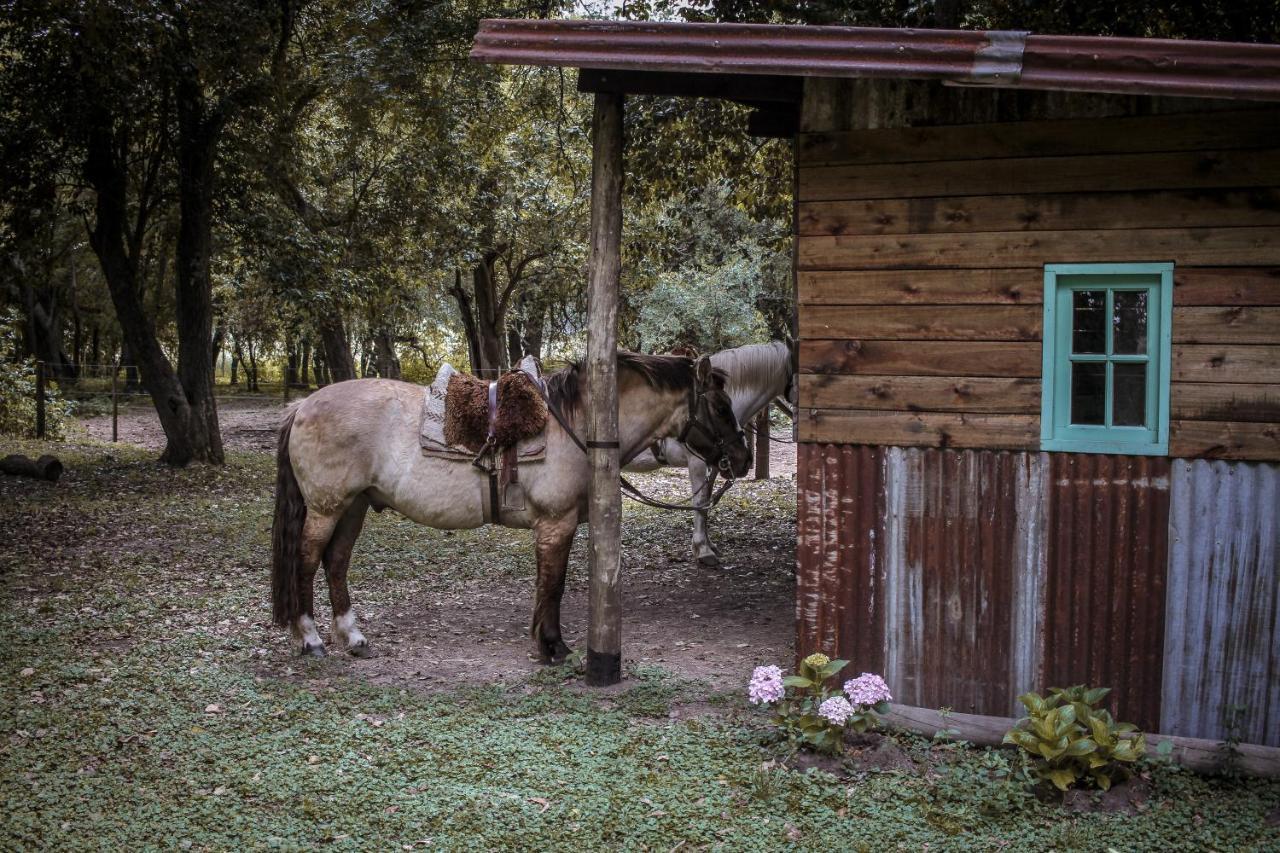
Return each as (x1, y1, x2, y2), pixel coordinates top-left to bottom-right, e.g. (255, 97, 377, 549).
(471, 19, 1280, 102)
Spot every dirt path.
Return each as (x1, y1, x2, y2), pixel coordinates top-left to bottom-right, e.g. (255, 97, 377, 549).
(80, 395, 293, 453)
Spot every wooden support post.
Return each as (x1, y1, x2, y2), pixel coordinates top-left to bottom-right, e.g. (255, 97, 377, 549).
(34, 360, 46, 439)
(111, 366, 119, 442)
(754, 409, 770, 480)
(585, 91, 624, 687)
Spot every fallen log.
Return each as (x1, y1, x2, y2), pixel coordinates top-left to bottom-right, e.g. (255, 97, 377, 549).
(0, 454, 63, 482)
(882, 704, 1280, 777)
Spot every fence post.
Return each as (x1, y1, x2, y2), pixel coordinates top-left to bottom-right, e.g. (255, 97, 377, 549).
(111, 365, 119, 443)
(34, 360, 46, 439)
(754, 408, 770, 480)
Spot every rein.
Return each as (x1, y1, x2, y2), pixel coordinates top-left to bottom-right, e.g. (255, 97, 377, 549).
(536, 379, 738, 513)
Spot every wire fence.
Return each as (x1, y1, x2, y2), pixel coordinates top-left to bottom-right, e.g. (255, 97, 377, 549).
(31, 361, 320, 442)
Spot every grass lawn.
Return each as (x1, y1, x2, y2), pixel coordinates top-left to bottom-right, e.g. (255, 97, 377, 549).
(1, 436, 1277, 851)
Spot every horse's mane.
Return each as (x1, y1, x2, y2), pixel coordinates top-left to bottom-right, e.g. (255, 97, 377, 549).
(709, 341, 791, 403)
(545, 351, 711, 416)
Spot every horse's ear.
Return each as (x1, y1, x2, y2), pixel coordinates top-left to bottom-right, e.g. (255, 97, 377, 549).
(694, 355, 713, 386)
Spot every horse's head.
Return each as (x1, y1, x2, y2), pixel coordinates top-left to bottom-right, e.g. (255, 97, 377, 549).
(679, 356, 753, 479)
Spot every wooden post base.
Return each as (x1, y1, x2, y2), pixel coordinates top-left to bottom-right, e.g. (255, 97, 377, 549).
(585, 649, 622, 686)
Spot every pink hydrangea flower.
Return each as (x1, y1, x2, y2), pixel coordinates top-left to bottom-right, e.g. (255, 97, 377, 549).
(748, 665, 784, 705)
(818, 696, 855, 726)
(844, 672, 893, 708)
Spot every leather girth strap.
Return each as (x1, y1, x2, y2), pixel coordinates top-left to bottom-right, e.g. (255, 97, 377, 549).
(473, 381, 500, 525)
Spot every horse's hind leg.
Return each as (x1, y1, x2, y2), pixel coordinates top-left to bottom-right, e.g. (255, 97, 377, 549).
(531, 510, 577, 664)
(295, 512, 341, 657)
(324, 496, 371, 657)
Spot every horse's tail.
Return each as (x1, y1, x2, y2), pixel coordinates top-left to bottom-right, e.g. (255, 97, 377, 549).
(271, 405, 306, 627)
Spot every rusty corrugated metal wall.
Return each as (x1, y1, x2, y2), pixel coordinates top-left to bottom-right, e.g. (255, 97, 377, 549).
(882, 448, 1045, 716)
(1043, 454, 1171, 733)
(1162, 460, 1280, 746)
(796, 444, 885, 675)
(795, 445, 1269, 738)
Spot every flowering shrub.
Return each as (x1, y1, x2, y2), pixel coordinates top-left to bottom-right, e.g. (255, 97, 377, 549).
(748, 665, 784, 705)
(747, 654, 893, 755)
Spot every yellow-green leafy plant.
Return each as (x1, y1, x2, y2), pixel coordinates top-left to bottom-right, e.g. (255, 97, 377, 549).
(1003, 686, 1145, 791)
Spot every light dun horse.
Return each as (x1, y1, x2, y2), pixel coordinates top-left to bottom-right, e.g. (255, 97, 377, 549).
(627, 341, 792, 566)
(271, 353, 752, 663)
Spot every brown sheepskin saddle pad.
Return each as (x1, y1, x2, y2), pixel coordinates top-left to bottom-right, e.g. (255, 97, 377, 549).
(442, 369, 548, 453)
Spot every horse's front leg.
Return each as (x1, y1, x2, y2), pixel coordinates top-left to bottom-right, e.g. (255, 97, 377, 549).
(688, 458, 720, 567)
(531, 510, 577, 664)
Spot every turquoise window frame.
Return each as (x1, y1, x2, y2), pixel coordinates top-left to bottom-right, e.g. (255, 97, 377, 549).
(1040, 262, 1173, 456)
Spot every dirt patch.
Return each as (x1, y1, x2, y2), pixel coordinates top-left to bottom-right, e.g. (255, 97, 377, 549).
(1061, 777, 1153, 815)
(268, 533, 795, 694)
(844, 732, 918, 773)
(79, 395, 302, 453)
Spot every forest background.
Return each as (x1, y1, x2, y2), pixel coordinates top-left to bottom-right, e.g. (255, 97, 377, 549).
(3, 0, 1276, 464)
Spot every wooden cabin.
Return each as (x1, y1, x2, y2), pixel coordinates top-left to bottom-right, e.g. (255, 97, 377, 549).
(473, 21, 1280, 748)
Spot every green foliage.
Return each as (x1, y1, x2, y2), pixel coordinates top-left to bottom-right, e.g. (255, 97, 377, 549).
(912, 748, 1034, 826)
(1003, 686, 1146, 792)
(0, 315, 73, 438)
(626, 181, 787, 352)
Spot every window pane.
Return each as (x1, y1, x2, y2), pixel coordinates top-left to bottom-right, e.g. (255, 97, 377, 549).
(1113, 363, 1147, 426)
(1113, 291, 1148, 355)
(1072, 291, 1106, 353)
(1070, 362, 1106, 425)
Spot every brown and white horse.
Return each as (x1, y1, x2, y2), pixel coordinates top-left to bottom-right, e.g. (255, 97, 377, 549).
(271, 352, 752, 663)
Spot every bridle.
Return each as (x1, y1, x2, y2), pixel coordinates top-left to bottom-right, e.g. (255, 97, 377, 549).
(536, 372, 743, 513)
(676, 381, 746, 475)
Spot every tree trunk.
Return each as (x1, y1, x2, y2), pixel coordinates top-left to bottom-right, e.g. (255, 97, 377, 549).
(84, 120, 199, 463)
(247, 341, 258, 392)
(449, 268, 483, 375)
(230, 344, 240, 386)
(317, 314, 356, 382)
(359, 341, 371, 378)
(70, 257, 82, 375)
(374, 329, 401, 379)
(171, 77, 224, 465)
(520, 294, 545, 362)
(90, 324, 100, 367)
(472, 251, 507, 376)
(313, 349, 328, 386)
(507, 325, 523, 368)
(299, 338, 311, 386)
(211, 320, 226, 372)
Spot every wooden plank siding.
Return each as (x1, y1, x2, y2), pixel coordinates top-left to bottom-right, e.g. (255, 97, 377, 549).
(796, 104, 1280, 461)
(798, 269, 1041, 305)
(799, 340, 1043, 378)
(798, 150, 1280, 202)
(798, 227, 1280, 271)
(800, 374, 1041, 414)
(798, 189, 1280, 238)
(797, 109, 1280, 167)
